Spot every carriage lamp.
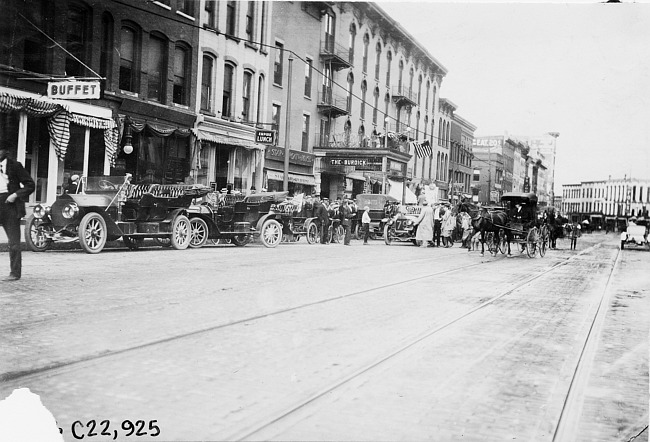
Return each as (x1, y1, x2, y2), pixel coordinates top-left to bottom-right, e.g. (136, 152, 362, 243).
(33, 204, 50, 219)
(123, 120, 134, 154)
(62, 202, 79, 219)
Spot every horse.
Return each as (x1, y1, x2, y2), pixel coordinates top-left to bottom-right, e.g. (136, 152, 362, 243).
(458, 202, 512, 256)
(541, 208, 558, 249)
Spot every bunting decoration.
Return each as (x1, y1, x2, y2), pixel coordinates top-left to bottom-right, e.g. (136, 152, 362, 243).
(410, 140, 432, 158)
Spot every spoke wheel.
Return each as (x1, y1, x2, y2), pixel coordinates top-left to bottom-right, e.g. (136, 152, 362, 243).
(260, 219, 282, 248)
(539, 225, 548, 257)
(170, 215, 191, 250)
(334, 225, 344, 244)
(526, 228, 538, 258)
(306, 221, 318, 244)
(486, 231, 497, 254)
(24, 215, 53, 252)
(189, 217, 209, 248)
(384, 224, 393, 245)
(498, 229, 508, 254)
(231, 235, 251, 246)
(78, 212, 107, 254)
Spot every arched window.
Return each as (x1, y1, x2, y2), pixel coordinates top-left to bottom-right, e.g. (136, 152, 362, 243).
(425, 80, 430, 111)
(119, 24, 140, 92)
(324, 12, 335, 52)
(346, 72, 354, 112)
(200, 54, 215, 111)
(409, 67, 414, 96)
(360, 80, 367, 120)
(386, 51, 392, 87)
(344, 120, 352, 146)
(100, 13, 114, 84)
(242, 70, 253, 121)
(436, 152, 441, 180)
(222, 63, 235, 117)
(255, 75, 264, 124)
(373, 87, 379, 125)
(349, 23, 356, 64)
(173, 44, 190, 105)
(398, 59, 404, 93)
(384, 93, 390, 129)
(148, 33, 167, 102)
(417, 75, 423, 106)
(374, 42, 381, 80)
(438, 118, 442, 145)
(66, 2, 92, 77)
(362, 33, 370, 72)
(358, 125, 366, 147)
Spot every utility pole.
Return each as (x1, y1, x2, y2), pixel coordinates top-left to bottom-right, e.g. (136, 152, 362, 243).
(548, 132, 559, 210)
(283, 56, 293, 192)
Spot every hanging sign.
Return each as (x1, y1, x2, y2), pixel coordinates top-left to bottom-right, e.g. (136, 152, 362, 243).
(255, 130, 277, 145)
(47, 80, 101, 99)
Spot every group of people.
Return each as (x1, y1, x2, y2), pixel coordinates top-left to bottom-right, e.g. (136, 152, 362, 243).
(309, 195, 360, 246)
(412, 200, 457, 248)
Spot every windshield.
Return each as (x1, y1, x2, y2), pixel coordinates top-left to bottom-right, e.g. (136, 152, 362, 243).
(82, 176, 130, 194)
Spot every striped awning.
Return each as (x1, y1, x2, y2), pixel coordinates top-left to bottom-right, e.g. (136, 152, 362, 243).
(192, 128, 264, 151)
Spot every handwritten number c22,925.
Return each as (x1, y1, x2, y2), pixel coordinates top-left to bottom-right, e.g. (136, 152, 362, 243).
(69, 419, 160, 439)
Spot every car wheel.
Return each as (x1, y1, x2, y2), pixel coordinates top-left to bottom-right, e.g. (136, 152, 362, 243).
(232, 235, 251, 246)
(78, 212, 107, 254)
(170, 215, 191, 250)
(24, 215, 53, 252)
(260, 219, 282, 248)
(123, 236, 143, 250)
(306, 221, 318, 244)
(384, 224, 392, 245)
(189, 217, 209, 248)
(353, 223, 361, 240)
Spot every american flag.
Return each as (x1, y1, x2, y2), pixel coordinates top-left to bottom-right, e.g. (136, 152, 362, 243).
(410, 140, 432, 158)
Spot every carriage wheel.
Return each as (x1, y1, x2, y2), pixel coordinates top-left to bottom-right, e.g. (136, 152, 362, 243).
(384, 224, 393, 245)
(306, 221, 319, 244)
(538, 225, 549, 257)
(333, 225, 344, 243)
(260, 219, 282, 248)
(526, 228, 538, 258)
(189, 218, 209, 248)
(498, 229, 508, 254)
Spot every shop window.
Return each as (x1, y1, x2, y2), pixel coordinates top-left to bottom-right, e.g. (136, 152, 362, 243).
(66, 3, 92, 77)
(119, 25, 139, 93)
(148, 34, 167, 102)
(173, 45, 190, 105)
(222, 64, 235, 118)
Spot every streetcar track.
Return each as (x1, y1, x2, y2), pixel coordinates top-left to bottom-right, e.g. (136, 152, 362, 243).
(230, 241, 614, 440)
(1, 257, 495, 383)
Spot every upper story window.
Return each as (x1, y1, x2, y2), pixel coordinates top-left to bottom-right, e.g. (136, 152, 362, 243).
(242, 71, 253, 122)
(360, 80, 367, 120)
(348, 23, 356, 64)
(323, 12, 335, 52)
(425, 80, 430, 111)
(226, 1, 237, 36)
(147, 34, 167, 102)
(398, 59, 404, 92)
(119, 25, 139, 93)
(302, 114, 310, 151)
(417, 75, 423, 106)
(256, 75, 264, 124)
(15, 0, 51, 74)
(245, 1, 255, 42)
(204, 0, 216, 28)
(173, 44, 190, 105)
(272, 103, 281, 136)
(100, 13, 114, 84)
(201, 54, 215, 112)
(179, 0, 194, 16)
(260, 1, 267, 45)
(222, 63, 234, 118)
(386, 51, 392, 87)
(374, 42, 381, 80)
(346, 72, 354, 112)
(373, 87, 379, 125)
(66, 3, 92, 77)
(362, 33, 369, 73)
(273, 42, 283, 86)
(409, 67, 414, 94)
(304, 58, 313, 98)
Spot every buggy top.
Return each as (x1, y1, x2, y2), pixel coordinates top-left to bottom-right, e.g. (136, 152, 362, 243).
(501, 192, 538, 205)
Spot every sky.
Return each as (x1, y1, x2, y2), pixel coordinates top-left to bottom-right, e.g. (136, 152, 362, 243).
(378, 0, 650, 191)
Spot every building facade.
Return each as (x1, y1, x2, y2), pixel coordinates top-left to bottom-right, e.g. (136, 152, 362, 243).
(562, 177, 650, 230)
(450, 113, 476, 201)
(1, 0, 201, 205)
(269, 1, 448, 199)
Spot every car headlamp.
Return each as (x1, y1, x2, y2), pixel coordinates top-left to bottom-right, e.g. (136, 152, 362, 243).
(62, 203, 79, 219)
(33, 204, 50, 219)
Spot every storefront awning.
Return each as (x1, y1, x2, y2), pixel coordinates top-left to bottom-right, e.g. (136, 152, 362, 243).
(193, 128, 264, 151)
(347, 172, 367, 181)
(266, 170, 315, 186)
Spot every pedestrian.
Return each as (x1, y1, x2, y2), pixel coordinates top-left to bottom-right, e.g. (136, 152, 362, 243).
(460, 211, 472, 248)
(433, 203, 442, 246)
(339, 199, 353, 245)
(361, 205, 371, 244)
(0, 146, 36, 281)
(312, 195, 330, 245)
(441, 207, 455, 247)
(569, 222, 581, 250)
(413, 200, 434, 247)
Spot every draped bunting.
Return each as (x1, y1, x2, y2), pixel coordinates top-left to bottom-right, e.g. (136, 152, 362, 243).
(47, 111, 72, 159)
(104, 127, 120, 167)
(71, 113, 116, 130)
(0, 92, 67, 116)
(125, 116, 191, 137)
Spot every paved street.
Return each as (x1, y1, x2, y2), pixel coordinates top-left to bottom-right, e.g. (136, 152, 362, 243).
(0, 232, 648, 441)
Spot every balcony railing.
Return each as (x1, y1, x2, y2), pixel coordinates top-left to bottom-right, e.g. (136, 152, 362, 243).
(391, 85, 417, 108)
(320, 37, 352, 71)
(317, 90, 349, 118)
(314, 131, 410, 154)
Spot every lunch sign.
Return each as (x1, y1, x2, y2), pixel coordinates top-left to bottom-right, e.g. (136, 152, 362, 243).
(255, 130, 277, 145)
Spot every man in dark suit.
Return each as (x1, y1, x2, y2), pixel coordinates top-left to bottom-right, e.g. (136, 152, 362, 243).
(0, 147, 36, 281)
(339, 199, 353, 245)
(312, 195, 330, 245)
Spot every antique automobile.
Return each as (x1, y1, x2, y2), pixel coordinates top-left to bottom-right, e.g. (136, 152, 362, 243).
(24, 175, 209, 254)
(383, 202, 422, 245)
(186, 191, 300, 248)
(620, 217, 649, 250)
(353, 193, 399, 240)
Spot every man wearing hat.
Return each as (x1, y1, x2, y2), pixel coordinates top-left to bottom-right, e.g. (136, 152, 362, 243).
(0, 146, 35, 281)
(361, 205, 371, 244)
(312, 195, 329, 244)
